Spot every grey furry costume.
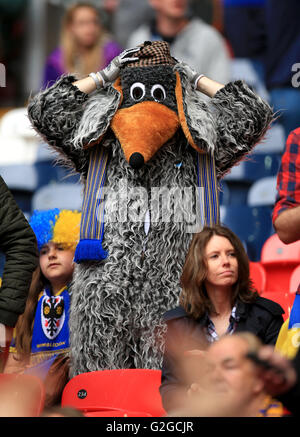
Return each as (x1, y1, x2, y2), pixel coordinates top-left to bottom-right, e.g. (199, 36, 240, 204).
(28, 58, 272, 377)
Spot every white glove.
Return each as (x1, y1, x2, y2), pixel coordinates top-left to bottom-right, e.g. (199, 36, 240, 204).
(180, 62, 204, 90)
(98, 47, 140, 86)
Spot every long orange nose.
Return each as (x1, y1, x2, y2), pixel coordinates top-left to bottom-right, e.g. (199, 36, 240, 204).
(110, 101, 179, 169)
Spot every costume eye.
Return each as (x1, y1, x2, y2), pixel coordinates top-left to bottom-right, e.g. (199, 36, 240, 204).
(151, 84, 166, 102)
(130, 82, 146, 101)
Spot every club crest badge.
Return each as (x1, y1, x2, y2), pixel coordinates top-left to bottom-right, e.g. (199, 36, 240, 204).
(41, 295, 65, 340)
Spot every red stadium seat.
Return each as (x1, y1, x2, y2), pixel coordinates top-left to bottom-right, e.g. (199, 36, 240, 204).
(249, 262, 266, 293)
(260, 234, 300, 292)
(61, 369, 166, 417)
(260, 291, 294, 321)
(289, 265, 300, 294)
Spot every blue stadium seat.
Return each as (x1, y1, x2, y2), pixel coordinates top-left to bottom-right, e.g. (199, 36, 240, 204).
(230, 58, 270, 101)
(254, 124, 286, 154)
(34, 161, 80, 188)
(35, 142, 80, 187)
(224, 153, 280, 185)
(221, 204, 274, 261)
(224, 161, 250, 205)
(243, 153, 281, 182)
(0, 164, 38, 192)
(32, 182, 82, 211)
(223, 181, 250, 205)
(0, 164, 38, 213)
(247, 176, 277, 207)
(219, 180, 230, 206)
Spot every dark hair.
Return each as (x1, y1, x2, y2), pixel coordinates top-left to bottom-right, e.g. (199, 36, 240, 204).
(14, 266, 48, 359)
(179, 225, 258, 319)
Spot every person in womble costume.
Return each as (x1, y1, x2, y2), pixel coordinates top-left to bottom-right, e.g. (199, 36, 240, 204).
(28, 41, 273, 376)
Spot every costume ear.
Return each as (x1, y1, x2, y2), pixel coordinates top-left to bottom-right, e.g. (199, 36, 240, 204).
(174, 63, 217, 155)
(73, 78, 123, 150)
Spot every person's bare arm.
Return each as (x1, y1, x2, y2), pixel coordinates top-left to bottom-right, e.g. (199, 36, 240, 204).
(181, 62, 225, 97)
(195, 75, 224, 98)
(72, 76, 99, 94)
(273, 205, 300, 244)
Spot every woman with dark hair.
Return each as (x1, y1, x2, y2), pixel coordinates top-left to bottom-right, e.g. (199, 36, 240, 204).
(159, 225, 285, 413)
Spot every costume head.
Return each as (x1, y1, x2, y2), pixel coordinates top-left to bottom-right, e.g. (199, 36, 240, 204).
(73, 41, 219, 263)
(74, 40, 216, 169)
(29, 208, 81, 252)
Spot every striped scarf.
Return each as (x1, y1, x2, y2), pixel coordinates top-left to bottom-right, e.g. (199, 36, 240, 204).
(197, 152, 220, 227)
(74, 146, 109, 263)
(74, 146, 219, 263)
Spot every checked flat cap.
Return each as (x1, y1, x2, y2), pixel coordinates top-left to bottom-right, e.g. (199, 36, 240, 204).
(125, 40, 178, 68)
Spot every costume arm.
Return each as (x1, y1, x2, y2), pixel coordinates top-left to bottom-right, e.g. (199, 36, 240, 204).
(209, 80, 273, 178)
(28, 75, 89, 173)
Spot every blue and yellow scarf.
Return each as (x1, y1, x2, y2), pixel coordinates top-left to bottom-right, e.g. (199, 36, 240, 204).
(74, 146, 219, 263)
(10, 285, 70, 379)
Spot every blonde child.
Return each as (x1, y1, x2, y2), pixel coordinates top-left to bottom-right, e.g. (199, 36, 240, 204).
(4, 208, 81, 407)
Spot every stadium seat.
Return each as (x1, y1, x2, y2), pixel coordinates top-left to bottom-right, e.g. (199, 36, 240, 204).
(34, 161, 80, 188)
(247, 176, 277, 207)
(0, 373, 45, 416)
(224, 181, 250, 205)
(289, 265, 300, 294)
(35, 142, 80, 188)
(260, 291, 292, 321)
(230, 58, 270, 101)
(32, 182, 82, 211)
(221, 205, 274, 261)
(0, 164, 38, 213)
(243, 153, 281, 182)
(61, 369, 166, 417)
(0, 164, 38, 192)
(260, 234, 300, 293)
(249, 262, 266, 293)
(0, 108, 40, 166)
(219, 180, 230, 206)
(223, 161, 250, 205)
(224, 156, 280, 205)
(254, 123, 286, 154)
(223, 154, 280, 184)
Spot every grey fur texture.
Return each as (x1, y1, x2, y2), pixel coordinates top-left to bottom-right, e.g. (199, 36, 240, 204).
(69, 135, 198, 375)
(73, 85, 121, 150)
(27, 66, 273, 376)
(176, 63, 274, 178)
